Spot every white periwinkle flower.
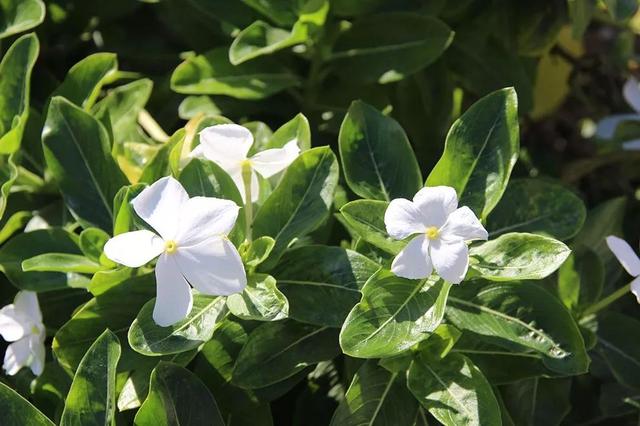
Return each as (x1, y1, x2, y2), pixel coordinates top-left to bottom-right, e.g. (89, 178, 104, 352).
(190, 124, 300, 202)
(104, 176, 247, 326)
(596, 77, 640, 150)
(606, 235, 640, 302)
(384, 186, 488, 283)
(0, 291, 45, 376)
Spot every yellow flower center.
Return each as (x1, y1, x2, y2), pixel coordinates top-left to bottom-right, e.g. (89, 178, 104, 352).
(31, 325, 40, 334)
(425, 226, 440, 240)
(240, 158, 253, 170)
(165, 240, 178, 254)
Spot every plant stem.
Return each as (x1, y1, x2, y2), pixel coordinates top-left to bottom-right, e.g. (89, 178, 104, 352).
(581, 282, 632, 317)
(138, 109, 169, 142)
(241, 161, 253, 242)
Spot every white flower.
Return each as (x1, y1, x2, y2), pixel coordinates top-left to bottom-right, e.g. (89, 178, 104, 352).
(104, 176, 247, 326)
(596, 77, 640, 150)
(190, 124, 300, 202)
(384, 186, 488, 283)
(0, 291, 45, 376)
(606, 235, 640, 302)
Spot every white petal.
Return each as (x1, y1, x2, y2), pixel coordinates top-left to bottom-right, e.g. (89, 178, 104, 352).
(430, 239, 469, 284)
(175, 237, 247, 295)
(104, 230, 164, 268)
(622, 139, 640, 151)
(198, 124, 253, 167)
(606, 236, 640, 276)
(175, 197, 240, 247)
(595, 114, 640, 139)
(189, 144, 205, 159)
(14, 291, 42, 324)
(132, 176, 188, 240)
(385, 198, 428, 240)
(624, 78, 640, 113)
(631, 276, 640, 303)
(153, 254, 193, 327)
(229, 167, 260, 204)
(28, 334, 45, 376)
(391, 235, 432, 279)
(250, 140, 300, 178)
(3, 338, 30, 375)
(413, 186, 459, 228)
(0, 305, 27, 342)
(439, 206, 488, 242)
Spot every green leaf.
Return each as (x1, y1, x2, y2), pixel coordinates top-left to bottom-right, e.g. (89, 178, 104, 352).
(42, 97, 128, 232)
(339, 100, 422, 201)
(240, 0, 298, 26)
(573, 197, 626, 263)
(78, 227, 110, 263)
(112, 183, 145, 235)
(330, 361, 418, 426)
(597, 312, 640, 390)
(134, 362, 225, 426)
(0, 154, 19, 220)
(227, 273, 289, 321)
(486, 179, 586, 240)
(60, 330, 121, 426)
(568, 0, 595, 39)
(253, 147, 339, 268)
(239, 236, 275, 270)
(0, 33, 39, 154)
(407, 352, 501, 426)
(331, 13, 453, 84)
(0, 228, 88, 291)
(179, 157, 243, 204)
(232, 321, 339, 388)
(138, 129, 185, 184)
(272, 245, 379, 327)
(557, 247, 604, 311)
(501, 377, 572, 426)
(446, 280, 589, 375)
(0, 0, 44, 39)
(171, 47, 299, 99)
(469, 233, 571, 281)
(340, 270, 450, 359)
(264, 113, 311, 151)
(22, 253, 103, 274)
(0, 381, 54, 425)
(603, 0, 638, 20)
(128, 293, 227, 356)
(427, 87, 519, 220)
(339, 200, 403, 254)
(51, 53, 118, 110)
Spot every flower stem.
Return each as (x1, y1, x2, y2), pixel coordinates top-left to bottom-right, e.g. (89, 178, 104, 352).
(138, 109, 169, 142)
(581, 282, 632, 317)
(241, 162, 253, 242)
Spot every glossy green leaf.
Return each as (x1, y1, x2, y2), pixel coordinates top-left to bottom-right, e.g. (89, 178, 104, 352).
(486, 179, 586, 240)
(427, 88, 519, 220)
(557, 247, 604, 311)
(330, 361, 418, 426)
(239, 236, 275, 270)
(60, 330, 121, 426)
(232, 321, 339, 388)
(42, 97, 128, 232)
(340, 269, 451, 359)
(407, 351, 501, 426)
(51, 53, 118, 110)
(137, 129, 185, 184)
(0, 0, 44, 39)
(446, 281, 589, 375)
(339, 100, 422, 201)
(0, 154, 18, 220)
(253, 147, 339, 269)
(112, 183, 145, 235)
(227, 273, 289, 321)
(0, 381, 54, 425)
(22, 253, 103, 274)
(240, 0, 298, 26)
(597, 312, 640, 390)
(171, 47, 299, 99)
(0, 33, 39, 154)
(134, 362, 225, 425)
(469, 233, 571, 281)
(272, 245, 379, 327)
(179, 157, 243, 204)
(78, 227, 110, 263)
(264, 113, 311, 151)
(0, 228, 88, 291)
(128, 293, 227, 356)
(331, 13, 453, 84)
(340, 200, 404, 254)
(501, 377, 572, 426)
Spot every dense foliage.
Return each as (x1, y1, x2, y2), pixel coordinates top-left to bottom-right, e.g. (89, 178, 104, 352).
(0, 0, 640, 425)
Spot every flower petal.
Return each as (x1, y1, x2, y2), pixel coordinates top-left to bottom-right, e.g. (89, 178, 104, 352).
(623, 139, 640, 151)
(413, 186, 459, 228)
(176, 237, 247, 295)
(430, 239, 469, 284)
(28, 334, 45, 376)
(250, 140, 300, 178)
(606, 236, 640, 277)
(14, 291, 41, 324)
(153, 254, 193, 327)
(439, 206, 488, 242)
(198, 124, 253, 167)
(132, 176, 188, 240)
(229, 167, 260, 203)
(391, 235, 432, 279)
(3, 338, 30, 375)
(176, 197, 240, 247)
(624, 77, 640, 113)
(631, 276, 640, 303)
(104, 230, 164, 268)
(385, 198, 428, 240)
(0, 305, 27, 342)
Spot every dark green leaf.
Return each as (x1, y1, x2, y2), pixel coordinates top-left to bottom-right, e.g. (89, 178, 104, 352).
(501, 377, 572, 426)
(340, 200, 404, 254)
(0, 0, 44, 39)
(227, 273, 289, 321)
(0, 381, 54, 425)
(557, 248, 604, 311)
(597, 312, 640, 390)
